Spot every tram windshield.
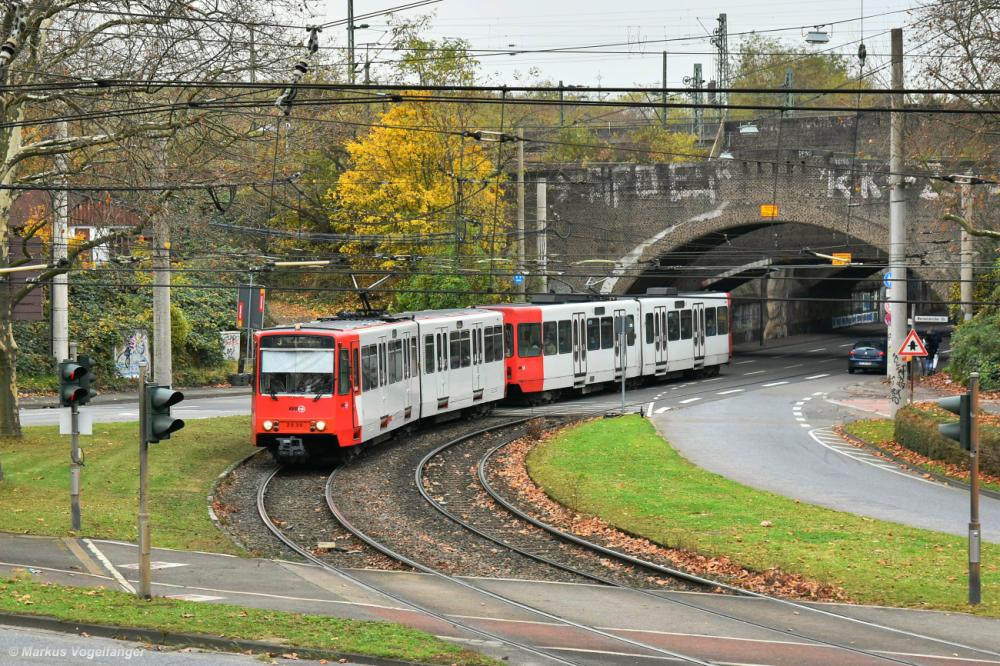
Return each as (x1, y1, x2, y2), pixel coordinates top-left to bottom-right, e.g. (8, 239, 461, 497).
(258, 336, 335, 396)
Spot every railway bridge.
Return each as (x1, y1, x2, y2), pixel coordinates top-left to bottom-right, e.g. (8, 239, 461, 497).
(522, 155, 976, 341)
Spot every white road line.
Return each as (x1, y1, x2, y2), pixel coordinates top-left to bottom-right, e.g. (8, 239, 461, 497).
(716, 389, 744, 395)
(654, 406, 671, 414)
(744, 370, 766, 376)
(645, 402, 653, 417)
(799, 423, 812, 428)
(805, 373, 830, 380)
(679, 397, 701, 404)
(762, 381, 788, 387)
(83, 539, 135, 594)
(819, 359, 836, 363)
(733, 360, 756, 365)
(808, 428, 942, 487)
(702, 377, 723, 382)
(839, 343, 853, 347)
(808, 347, 827, 352)
(795, 401, 805, 406)
(802, 397, 812, 401)
(813, 391, 826, 396)
(783, 364, 803, 369)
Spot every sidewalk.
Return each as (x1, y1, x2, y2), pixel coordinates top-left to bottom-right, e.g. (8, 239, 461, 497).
(19, 385, 250, 410)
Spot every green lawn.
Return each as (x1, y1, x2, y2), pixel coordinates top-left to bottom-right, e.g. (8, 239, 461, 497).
(0, 575, 495, 665)
(843, 419, 1000, 494)
(527, 415, 999, 616)
(0, 417, 252, 554)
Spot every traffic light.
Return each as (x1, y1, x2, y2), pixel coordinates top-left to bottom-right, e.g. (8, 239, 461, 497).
(143, 385, 185, 443)
(58, 361, 86, 407)
(75, 356, 97, 406)
(938, 394, 972, 451)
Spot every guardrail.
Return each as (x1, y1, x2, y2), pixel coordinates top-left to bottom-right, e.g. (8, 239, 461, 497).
(831, 310, 878, 329)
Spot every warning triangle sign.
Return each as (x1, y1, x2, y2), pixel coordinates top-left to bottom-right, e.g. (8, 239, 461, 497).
(897, 329, 928, 357)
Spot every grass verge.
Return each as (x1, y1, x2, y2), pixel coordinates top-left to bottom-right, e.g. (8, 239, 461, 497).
(527, 415, 999, 616)
(843, 419, 1000, 494)
(0, 417, 251, 554)
(0, 575, 495, 665)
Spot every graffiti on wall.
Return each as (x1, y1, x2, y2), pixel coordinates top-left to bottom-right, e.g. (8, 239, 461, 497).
(114, 330, 150, 378)
(221, 331, 241, 361)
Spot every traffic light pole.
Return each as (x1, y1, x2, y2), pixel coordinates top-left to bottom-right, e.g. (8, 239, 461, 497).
(137, 362, 152, 600)
(69, 341, 81, 532)
(969, 372, 981, 605)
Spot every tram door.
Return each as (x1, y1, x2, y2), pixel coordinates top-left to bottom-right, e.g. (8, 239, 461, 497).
(435, 326, 449, 403)
(402, 331, 412, 413)
(572, 312, 587, 377)
(654, 305, 668, 366)
(613, 308, 627, 377)
(348, 340, 361, 434)
(377, 337, 388, 418)
(693, 303, 705, 363)
(471, 323, 484, 395)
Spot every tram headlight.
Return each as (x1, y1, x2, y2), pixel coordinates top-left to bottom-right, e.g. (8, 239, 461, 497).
(263, 420, 274, 431)
(315, 420, 326, 432)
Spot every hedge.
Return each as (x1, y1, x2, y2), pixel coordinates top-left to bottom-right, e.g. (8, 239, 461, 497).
(894, 403, 1000, 476)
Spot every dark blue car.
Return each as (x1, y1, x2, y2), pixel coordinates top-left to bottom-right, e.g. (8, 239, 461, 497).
(848, 339, 887, 374)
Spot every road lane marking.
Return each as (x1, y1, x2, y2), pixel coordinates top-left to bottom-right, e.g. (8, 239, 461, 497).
(809, 347, 827, 352)
(717, 389, 744, 395)
(61, 538, 106, 578)
(702, 377, 723, 382)
(796, 417, 806, 422)
(83, 539, 135, 594)
(784, 364, 803, 369)
(654, 407, 671, 414)
(645, 402, 653, 417)
(839, 343, 853, 347)
(744, 370, 766, 376)
(800, 423, 811, 428)
(679, 397, 701, 404)
(795, 401, 804, 406)
(808, 428, 942, 487)
(762, 381, 788, 387)
(733, 360, 756, 365)
(813, 392, 826, 396)
(805, 374, 830, 380)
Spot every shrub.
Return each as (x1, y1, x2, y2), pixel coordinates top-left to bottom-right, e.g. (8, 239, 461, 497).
(894, 403, 1000, 476)
(946, 313, 1000, 390)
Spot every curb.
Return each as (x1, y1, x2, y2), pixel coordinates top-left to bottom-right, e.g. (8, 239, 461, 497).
(837, 428, 1000, 501)
(206, 449, 266, 555)
(0, 611, 436, 666)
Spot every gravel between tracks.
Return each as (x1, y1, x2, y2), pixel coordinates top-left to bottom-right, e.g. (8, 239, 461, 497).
(330, 416, 593, 582)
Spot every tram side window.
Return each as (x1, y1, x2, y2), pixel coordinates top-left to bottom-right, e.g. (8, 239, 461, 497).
(472, 329, 479, 365)
(495, 326, 505, 361)
(353, 348, 360, 391)
(653, 312, 660, 350)
(450, 331, 461, 369)
(558, 320, 572, 354)
(338, 348, 351, 395)
(378, 344, 387, 386)
(705, 308, 717, 337)
(716, 306, 729, 335)
(600, 316, 613, 350)
(517, 323, 542, 358)
(543, 322, 558, 356)
(680, 310, 693, 340)
(388, 340, 402, 384)
(586, 318, 600, 351)
(410, 337, 418, 376)
(461, 330, 472, 367)
(667, 311, 679, 341)
(645, 313, 654, 344)
(504, 324, 514, 358)
(484, 326, 494, 362)
(361, 346, 377, 391)
(626, 315, 636, 346)
(424, 335, 435, 374)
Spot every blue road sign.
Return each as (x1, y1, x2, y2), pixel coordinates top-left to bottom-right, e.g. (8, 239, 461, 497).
(883, 272, 892, 289)
(513, 273, 525, 285)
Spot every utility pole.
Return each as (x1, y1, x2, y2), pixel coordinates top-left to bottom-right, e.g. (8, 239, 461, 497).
(783, 69, 794, 114)
(51, 120, 69, 364)
(536, 177, 547, 294)
(364, 43, 371, 85)
(888, 28, 907, 417)
(152, 140, 172, 386)
(347, 0, 355, 84)
(516, 127, 526, 300)
(960, 172, 974, 322)
(661, 52, 667, 127)
(558, 81, 565, 126)
(685, 64, 704, 140)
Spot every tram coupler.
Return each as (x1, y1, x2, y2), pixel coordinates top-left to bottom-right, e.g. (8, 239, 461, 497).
(276, 437, 307, 463)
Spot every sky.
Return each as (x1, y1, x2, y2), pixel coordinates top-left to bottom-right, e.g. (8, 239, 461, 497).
(316, 0, 926, 88)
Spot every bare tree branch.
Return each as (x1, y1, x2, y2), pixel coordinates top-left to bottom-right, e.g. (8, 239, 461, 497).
(945, 212, 1000, 239)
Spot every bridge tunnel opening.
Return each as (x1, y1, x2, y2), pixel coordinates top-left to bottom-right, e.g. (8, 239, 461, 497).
(624, 221, 944, 344)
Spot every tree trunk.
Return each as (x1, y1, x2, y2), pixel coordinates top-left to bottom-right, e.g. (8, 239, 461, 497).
(0, 184, 20, 436)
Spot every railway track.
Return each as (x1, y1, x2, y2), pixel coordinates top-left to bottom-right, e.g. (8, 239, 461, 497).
(416, 420, 1000, 666)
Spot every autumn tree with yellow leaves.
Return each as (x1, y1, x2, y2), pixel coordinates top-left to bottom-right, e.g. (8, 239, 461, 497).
(331, 98, 510, 310)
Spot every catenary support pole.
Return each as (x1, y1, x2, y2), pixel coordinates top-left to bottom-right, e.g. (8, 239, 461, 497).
(969, 372, 981, 605)
(347, 0, 355, 84)
(516, 127, 526, 300)
(536, 177, 547, 294)
(69, 341, 81, 532)
(137, 362, 151, 599)
(888, 28, 907, 418)
(662, 52, 668, 127)
(152, 141, 172, 386)
(51, 120, 69, 363)
(960, 172, 974, 322)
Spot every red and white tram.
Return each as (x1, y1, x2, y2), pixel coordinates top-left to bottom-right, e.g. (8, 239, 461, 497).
(252, 309, 503, 461)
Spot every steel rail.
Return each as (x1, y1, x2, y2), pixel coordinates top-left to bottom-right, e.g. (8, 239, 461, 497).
(254, 463, 575, 666)
(326, 418, 716, 666)
(481, 440, 1000, 662)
